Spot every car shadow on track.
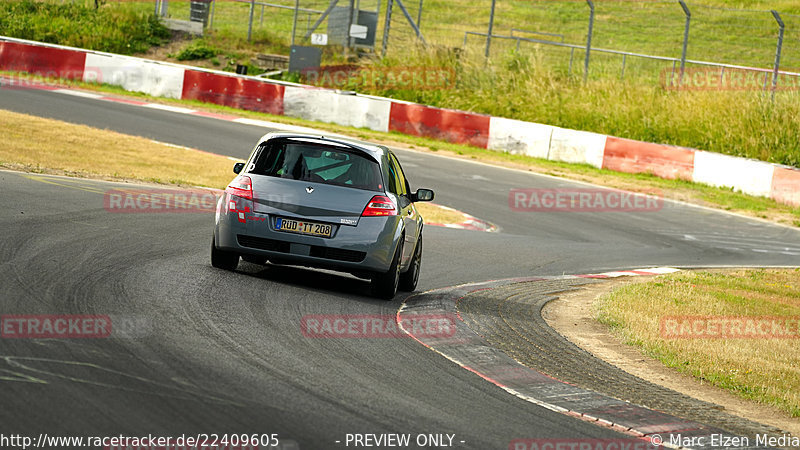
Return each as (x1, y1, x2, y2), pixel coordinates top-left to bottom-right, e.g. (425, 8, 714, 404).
(233, 260, 413, 305)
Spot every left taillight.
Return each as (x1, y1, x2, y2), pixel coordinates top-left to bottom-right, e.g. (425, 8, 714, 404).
(225, 176, 252, 200)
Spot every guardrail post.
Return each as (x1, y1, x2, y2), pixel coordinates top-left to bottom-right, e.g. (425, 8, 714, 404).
(584, 0, 594, 83)
(678, 0, 690, 86)
(771, 10, 784, 100)
(485, 0, 496, 59)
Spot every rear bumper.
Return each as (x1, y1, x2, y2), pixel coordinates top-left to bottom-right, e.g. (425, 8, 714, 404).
(214, 196, 402, 273)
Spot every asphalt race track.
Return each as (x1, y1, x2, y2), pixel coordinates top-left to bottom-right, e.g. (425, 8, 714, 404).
(1, 87, 799, 449)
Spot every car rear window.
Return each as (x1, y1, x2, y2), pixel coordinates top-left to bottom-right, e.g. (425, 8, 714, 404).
(248, 138, 383, 191)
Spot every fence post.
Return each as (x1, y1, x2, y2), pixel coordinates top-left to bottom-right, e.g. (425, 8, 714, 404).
(584, 0, 594, 83)
(247, 0, 255, 42)
(291, 0, 300, 46)
(678, 0, 690, 86)
(416, 0, 423, 30)
(382, 0, 394, 56)
(485, 0, 497, 59)
(209, 0, 215, 28)
(346, 0, 356, 51)
(771, 10, 784, 100)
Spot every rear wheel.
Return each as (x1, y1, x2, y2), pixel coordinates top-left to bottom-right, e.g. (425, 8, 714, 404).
(372, 239, 402, 300)
(399, 234, 422, 292)
(211, 235, 239, 271)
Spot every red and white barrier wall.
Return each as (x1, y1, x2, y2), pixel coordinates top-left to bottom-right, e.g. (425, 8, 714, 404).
(1, 36, 798, 207)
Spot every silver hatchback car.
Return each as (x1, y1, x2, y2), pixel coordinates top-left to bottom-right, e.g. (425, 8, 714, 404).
(211, 133, 434, 299)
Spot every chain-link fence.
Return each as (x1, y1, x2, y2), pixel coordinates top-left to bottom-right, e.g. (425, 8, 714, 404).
(155, 0, 800, 89)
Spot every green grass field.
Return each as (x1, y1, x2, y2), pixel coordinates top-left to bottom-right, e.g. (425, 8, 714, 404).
(597, 269, 800, 417)
(1, 0, 799, 167)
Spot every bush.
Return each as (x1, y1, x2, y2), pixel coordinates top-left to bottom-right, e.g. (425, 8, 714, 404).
(0, 0, 169, 55)
(175, 41, 218, 61)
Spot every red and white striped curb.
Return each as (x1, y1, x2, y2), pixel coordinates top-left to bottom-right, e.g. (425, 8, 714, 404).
(395, 268, 759, 450)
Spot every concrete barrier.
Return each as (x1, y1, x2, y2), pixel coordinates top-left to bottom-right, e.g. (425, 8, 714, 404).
(283, 87, 390, 132)
(181, 69, 284, 115)
(0, 40, 85, 80)
(692, 151, 776, 198)
(2, 35, 798, 209)
(548, 128, 607, 168)
(602, 137, 695, 180)
(487, 117, 553, 159)
(770, 166, 800, 207)
(84, 53, 185, 99)
(389, 102, 490, 148)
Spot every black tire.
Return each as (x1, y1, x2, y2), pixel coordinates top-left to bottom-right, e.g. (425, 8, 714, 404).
(211, 235, 239, 271)
(371, 239, 402, 300)
(398, 233, 422, 292)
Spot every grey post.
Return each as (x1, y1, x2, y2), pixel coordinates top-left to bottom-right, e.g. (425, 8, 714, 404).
(154, 0, 159, 16)
(346, 0, 356, 50)
(416, 0, 423, 30)
(159, 0, 168, 17)
(485, 0, 497, 59)
(291, 0, 300, 46)
(382, 0, 393, 56)
(678, 0, 690, 86)
(584, 0, 594, 83)
(209, 0, 215, 28)
(771, 10, 784, 100)
(248, 0, 255, 42)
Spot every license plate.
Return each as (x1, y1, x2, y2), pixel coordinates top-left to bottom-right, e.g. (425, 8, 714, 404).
(275, 217, 333, 238)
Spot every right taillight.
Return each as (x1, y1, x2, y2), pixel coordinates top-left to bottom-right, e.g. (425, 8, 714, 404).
(362, 195, 397, 216)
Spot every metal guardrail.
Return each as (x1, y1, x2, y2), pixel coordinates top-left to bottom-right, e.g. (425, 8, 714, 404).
(463, 30, 800, 90)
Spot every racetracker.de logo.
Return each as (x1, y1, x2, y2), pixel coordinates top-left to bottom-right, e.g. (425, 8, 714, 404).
(509, 188, 663, 212)
(0, 68, 102, 89)
(660, 315, 800, 339)
(509, 438, 663, 450)
(104, 188, 222, 213)
(300, 314, 456, 339)
(301, 65, 456, 91)
(2, 315, 112, 338)
(661, 66, 800, 91)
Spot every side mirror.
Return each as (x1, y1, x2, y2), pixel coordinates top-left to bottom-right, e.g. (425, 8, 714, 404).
(411, 188, 434, 202)
(233, 162, 245, 174)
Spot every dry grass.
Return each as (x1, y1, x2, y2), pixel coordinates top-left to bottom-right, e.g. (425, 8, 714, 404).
(0, 109, 233, 188)
(596, 269, 800, 417)
(0, 108, 466, 225)
(415, 203, 469, 225)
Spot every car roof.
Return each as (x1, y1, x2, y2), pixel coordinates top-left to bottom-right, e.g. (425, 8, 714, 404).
(259, 132, 388, 161)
